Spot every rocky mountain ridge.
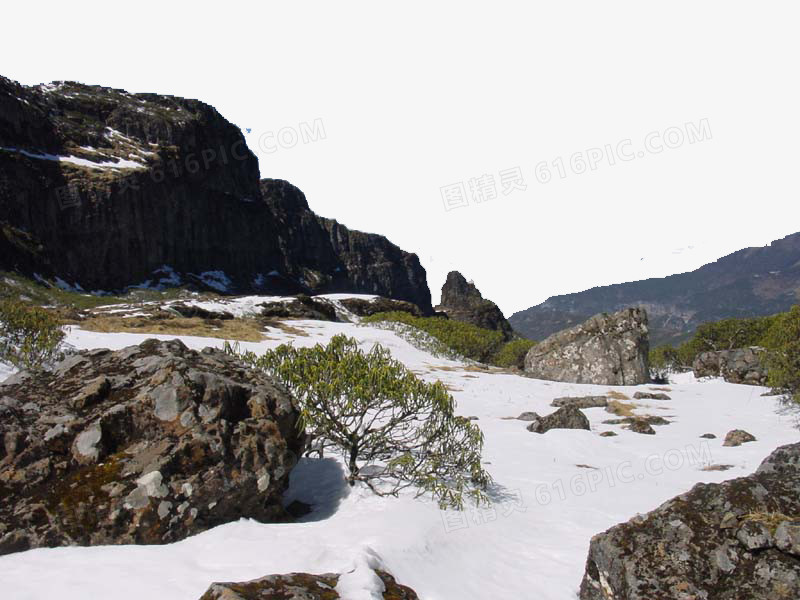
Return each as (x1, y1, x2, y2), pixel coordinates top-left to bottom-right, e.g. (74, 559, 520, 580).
(0, 76, 432, 312)
(510, 232, 800, 346)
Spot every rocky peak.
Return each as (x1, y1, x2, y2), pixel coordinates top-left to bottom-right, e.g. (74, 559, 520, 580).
(436, 271, 513, 338)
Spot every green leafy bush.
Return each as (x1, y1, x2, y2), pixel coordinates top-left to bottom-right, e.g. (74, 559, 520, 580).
(763, 306, 800, 404)
(0, 299, 66, 370)
(363, 311, 505, 363)
(490, 338, 536, 369)
(675, 314, 781, 366)
(649, 344, 680, 381)
(226, 334, 491, 509)
(362, 311, 535, 367)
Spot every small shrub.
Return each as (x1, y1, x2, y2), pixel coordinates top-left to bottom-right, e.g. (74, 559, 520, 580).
(649, 344, 680, 382)
(225, 334, 491, 509)
(0, 299, 66, 370)
(362, 311, 534, 368)
(490, 338, 536, 369)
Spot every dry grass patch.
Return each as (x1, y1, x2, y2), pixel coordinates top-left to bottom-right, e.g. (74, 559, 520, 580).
(606, 400, 638, 417)
(742, 511, 796, 533)
(701, 464, 734, 472)
(79, 315, 269, 342)
(606, 390, 631, 401)
(650, 386, 672, 392)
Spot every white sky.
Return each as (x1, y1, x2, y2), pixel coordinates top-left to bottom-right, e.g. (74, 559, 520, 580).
(3, 1, 799, 315)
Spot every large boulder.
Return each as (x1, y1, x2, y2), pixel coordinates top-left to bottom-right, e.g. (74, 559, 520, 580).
(0, 339, 305, 555)
(693, 347, 769, 385)
(435, 271, 514, 339)
(198, 570, 419, 599)
(524, 308, 650, 385)
(579, 441, 800, 600)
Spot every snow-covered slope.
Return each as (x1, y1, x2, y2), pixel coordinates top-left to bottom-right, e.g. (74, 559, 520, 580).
(1, 302, 797, 600)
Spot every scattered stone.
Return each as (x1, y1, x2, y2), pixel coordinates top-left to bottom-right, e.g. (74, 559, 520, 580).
(0, 339, 305, 556)
(599, 431, 618, 437)
(524, 308, 650, 385)
(724, 429, 757, 447)
(701, 464, 734, 472)
(526, 406, 590, 434)
(693, 347, 768, 385)
(700, 433, 717, 439)
(602, 416, 670, 427)
(198, 570, 419, 600)
(551, 396, 608, 409)
(632, 391, 671, 401)
(516, 411, 540, 421)
(628, 419, 655, 435)
(579, 442, 800, 600)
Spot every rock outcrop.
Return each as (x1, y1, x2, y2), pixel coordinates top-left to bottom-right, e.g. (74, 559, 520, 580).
(198, 570, 419, 600)
(435, 271, 513, 339)
(693, 347, 769, 385)
(0, 339, 304, 555)
(579, 441, 800, 600)
(524, 308, 650, 385)
(0, 76, 432, 311)
(338, 296, 423, 318)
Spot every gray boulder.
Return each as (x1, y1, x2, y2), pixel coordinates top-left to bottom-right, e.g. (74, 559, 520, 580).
(579, 441, 800, 600)
(0, 339, 305, 556)
(551, 396, 608, 409)
(524, 308, 649, 385)
(693, 347, 769, 385)
(526, 406, 590, 434)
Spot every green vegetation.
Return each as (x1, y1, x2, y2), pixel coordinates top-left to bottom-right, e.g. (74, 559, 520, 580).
(0, 299, 66, 370)
(225, 334, 491, 509)
(490, 337, 536, 369)
(649, 307, 800, 404)
(763, 306, 800, 404)
(362, 311, 535, 368)
(674, 315, 781, 366)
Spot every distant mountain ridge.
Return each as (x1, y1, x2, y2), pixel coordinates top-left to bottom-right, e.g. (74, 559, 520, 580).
(510, 232, 800, 346)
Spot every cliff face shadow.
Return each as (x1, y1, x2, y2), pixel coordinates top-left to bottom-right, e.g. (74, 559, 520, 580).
(282, 456, 350, 522)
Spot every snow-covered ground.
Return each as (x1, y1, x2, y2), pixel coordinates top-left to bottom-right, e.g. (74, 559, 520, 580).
(1, 306, 798, 600)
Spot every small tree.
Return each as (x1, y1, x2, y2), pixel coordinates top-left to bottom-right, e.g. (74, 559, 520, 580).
(649, 344, 680, 382)
(227, 334, 491, 509)
(763, 305, 800, 404)
(0, 299, 66, 371)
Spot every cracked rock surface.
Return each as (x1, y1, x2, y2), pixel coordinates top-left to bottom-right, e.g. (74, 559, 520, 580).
(579, 442, 800, 599)
(0, 338, 304, 555)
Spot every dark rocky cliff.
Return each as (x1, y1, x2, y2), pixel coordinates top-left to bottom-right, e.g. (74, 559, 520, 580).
(510, 232, 800, 346)
(0, 76, 432, 311)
